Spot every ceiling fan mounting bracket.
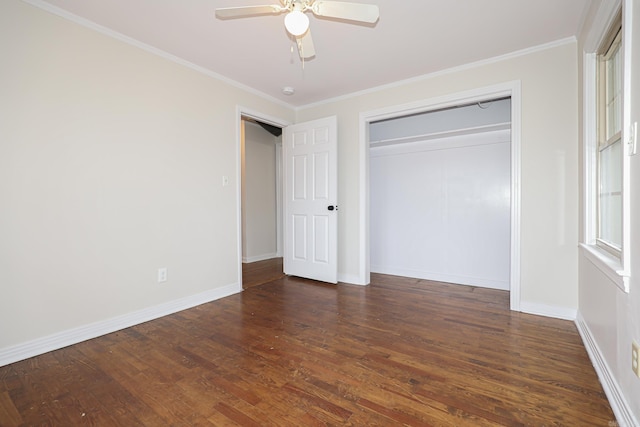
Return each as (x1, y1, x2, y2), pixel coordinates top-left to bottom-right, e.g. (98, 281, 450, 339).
(283, 0, 314, 12)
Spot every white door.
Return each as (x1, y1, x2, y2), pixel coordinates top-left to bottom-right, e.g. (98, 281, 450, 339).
(283, 116, 338, 283)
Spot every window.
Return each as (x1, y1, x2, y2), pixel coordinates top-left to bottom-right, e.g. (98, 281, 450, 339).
(596, 21, 622, 256)
(582, 5, 628, 292)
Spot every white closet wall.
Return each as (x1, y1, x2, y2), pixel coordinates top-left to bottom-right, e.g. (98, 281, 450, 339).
(370, 101, 511, 290)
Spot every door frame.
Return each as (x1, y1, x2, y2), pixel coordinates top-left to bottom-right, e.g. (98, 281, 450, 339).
(235, 106, 291, 288)
(358, 81, 522, 311)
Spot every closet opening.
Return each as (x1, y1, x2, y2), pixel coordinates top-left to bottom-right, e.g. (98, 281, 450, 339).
(368, 97, 512, 291)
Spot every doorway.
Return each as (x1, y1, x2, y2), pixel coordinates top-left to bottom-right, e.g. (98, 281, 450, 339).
(240, 115, 284, 288)
(236, 110, 340, 288)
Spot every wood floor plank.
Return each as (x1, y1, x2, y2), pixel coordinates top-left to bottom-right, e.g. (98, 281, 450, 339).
(242, 257, 284, 289)
(0, 391, 22, 427)
(0, 273, 616, 426)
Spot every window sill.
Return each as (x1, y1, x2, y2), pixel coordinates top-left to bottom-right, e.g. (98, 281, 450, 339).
(579, 243, 629, 293)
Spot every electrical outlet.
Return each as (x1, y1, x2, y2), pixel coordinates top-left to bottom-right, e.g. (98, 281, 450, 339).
(632, 341, 640, 378)
(158, 268, 168, 283)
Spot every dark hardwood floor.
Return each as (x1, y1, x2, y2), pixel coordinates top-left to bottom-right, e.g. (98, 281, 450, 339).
(242, 257, 284, 289)
(0, 273, 614, 426)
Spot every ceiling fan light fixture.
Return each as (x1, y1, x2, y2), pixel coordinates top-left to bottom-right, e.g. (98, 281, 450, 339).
(284, 10, 309, 36)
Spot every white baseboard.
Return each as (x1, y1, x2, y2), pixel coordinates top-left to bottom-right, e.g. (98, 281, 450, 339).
(242, 253, 279, 263)
(0, 282, 241, 367)
(518, 301, 577, 321)
(370, 265, 509, 290)
(338, 272, 365, 285)
(575, 312, 639, 427)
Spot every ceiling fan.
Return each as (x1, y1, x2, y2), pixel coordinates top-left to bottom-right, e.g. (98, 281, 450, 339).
(215, 0, 380, 59)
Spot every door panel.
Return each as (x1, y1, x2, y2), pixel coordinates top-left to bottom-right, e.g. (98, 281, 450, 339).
(293, 156, 307, 199)
(292, 215, 307, 260)
(314, 152, 329, 199)
(313, 215, 329, 263)
(284, 116, 338, 283)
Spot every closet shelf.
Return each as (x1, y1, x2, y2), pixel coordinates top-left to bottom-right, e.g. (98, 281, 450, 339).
(369, 122, 511, 148)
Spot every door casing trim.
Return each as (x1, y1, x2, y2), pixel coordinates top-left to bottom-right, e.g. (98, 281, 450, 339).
(235, 106, 291, 288)
(358, 81, 522, 311)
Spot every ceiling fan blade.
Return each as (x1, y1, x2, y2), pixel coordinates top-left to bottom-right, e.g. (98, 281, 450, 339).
(215, 5, 284, 19)
(311, 1, 379, 23)
(297, 29, 316, 59)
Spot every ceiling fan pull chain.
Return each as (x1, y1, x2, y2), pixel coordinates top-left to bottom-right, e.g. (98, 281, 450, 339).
(295, 39, 305, 70)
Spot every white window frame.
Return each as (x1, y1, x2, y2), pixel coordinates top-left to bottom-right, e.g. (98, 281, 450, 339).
(596, 25, 623, 256)
(581, 0, 631, 293)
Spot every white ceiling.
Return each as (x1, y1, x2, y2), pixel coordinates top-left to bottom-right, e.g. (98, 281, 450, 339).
(36, 0, 594, 107)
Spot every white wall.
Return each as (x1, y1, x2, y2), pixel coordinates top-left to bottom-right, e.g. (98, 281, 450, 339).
(629, 0, 640, 417)
(297, 40, 579, 316)
(577, 0, 640, 424)
(242, 121, 278, 262)
(370, 130, 511, 290)
(0, 0, 294, 361)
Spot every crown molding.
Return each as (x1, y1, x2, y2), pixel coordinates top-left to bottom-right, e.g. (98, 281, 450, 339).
(20, 0, 295, 110)
(297, 37, 577, 111)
